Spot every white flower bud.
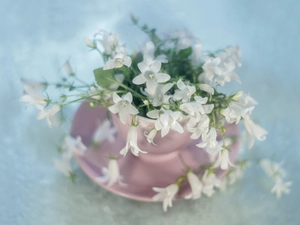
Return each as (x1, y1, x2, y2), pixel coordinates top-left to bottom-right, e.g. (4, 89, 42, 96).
(83, 37, 96, 48)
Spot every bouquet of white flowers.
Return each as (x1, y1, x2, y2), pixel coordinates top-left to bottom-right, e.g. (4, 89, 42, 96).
(20, 16, 291, 212)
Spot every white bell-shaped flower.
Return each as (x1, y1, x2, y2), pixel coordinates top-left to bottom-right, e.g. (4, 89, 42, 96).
(185, 171, 203, 199)
(120, 126, 147, 157)
(108, 92, 139, 125)
(53, 153, 72, 176)
(96, 158, 122, 187)
(92, 120, 116, 145)
(103, 46, 132, 70)
(201, 169, 220, 197)
(36, 105, 61, 128)
(243, 118, 267, 149)
(20, 84, 47, 110)
(62, 135, 87, 158)
(213, 148, 234, 170)
(144, 128, 157, 145)
(173, 79, 196, 102)
(196, 127, 220, 155)
(148, 110, 183, 137)
(271, 179, 292, 199)
(152, 183, 179, 212)
(133, 60, 170, 95)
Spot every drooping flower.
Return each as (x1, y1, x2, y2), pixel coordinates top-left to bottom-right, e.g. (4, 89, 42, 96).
(103, 46, 132, 70)
(145, 83, 173, 107)
(180, 96, 213, 123)
(92, 120, 116, 145)
(185, 171, 203, 199)
(120, 126, 147, 157)
(271, 179, 292, 199)
(141, 41, 168, 65)
(213, 148, 234, 170)
(147, 110, 183, 137)
(259, 159, 291, 198)
(228, 163, 245, 184)
(96, 158, 122, 187)
(187, 114, 210, 140)
(95, 30, 119, 55)
(62, 135, 87, 158)
(19, 84, 47, 110)
(216, 60, 240, 86)
(144, 128, 157, 145)
(219, 46, 242, 68)
(196, 127, 220, 155)
(221, 92, 257, 124)
(243, 118, 268, 149)
(199, 56, 222, 84)
(36, 105, 61, 128)
(199, 51, 241, 87)
(21, 78, 46, 91)
(260, 159, 285, 179)
(133, 60, 170, 95)
(173, 79, 196, 102)
(152, 183, 179, 212)
(108, 92, 139, 124)
(201, 169, 220, 197)
(53, 153, 72, 176)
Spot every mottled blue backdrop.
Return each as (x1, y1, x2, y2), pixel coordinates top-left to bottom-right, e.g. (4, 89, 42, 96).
(1, 0, 299, 224)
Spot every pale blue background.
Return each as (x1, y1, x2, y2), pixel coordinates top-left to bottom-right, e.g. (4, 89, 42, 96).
(1, 0, 299, 224)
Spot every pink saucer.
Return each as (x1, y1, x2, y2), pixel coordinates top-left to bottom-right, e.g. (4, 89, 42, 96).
(71, 102, 240, 202)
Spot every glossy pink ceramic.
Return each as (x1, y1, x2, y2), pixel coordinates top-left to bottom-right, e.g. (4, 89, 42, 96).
(71, 102, 240, 202)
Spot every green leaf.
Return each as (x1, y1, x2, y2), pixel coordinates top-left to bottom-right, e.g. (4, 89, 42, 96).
(94, 68, 115, 88)
(178, 47, 192, 58)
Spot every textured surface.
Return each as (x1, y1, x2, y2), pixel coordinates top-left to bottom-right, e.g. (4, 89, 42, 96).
(1, 0, 300, 224)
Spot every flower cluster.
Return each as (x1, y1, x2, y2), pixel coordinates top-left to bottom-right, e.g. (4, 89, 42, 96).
(260, 159, 292, 199)
(19, 17, 289, 212)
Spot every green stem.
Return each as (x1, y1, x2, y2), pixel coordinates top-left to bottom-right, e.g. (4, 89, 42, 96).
(71, 75, 90, 86)
(108, 78, 145, 99)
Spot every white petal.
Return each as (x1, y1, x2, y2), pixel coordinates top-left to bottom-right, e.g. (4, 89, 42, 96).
(196, 142, 207, 148)
(203, 104, 214, 114)
(137, 62, 148, 73)
(177, 79, 186, 90)
(151, 61, 161, 73)
(103, 59, 116, 70)
(172, 121, 184, 133)
(147, 110, 160, 119)
(161, 126, 170, 137)
(157, 73, 171, 83)
(112, 93, 122, 103)
(146, 79, 158, 95)
(123, 92, 133, 103)
(118, 111, 128, 124)
(129, 105, 139, 115)
(108, 104, 120, 114)
(162, 83, 173, 94)
(199, 84, 214, 95)
(132, 74, 147, 85)
(120, 146, 129, 156)
(123, 56, 132, 67)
